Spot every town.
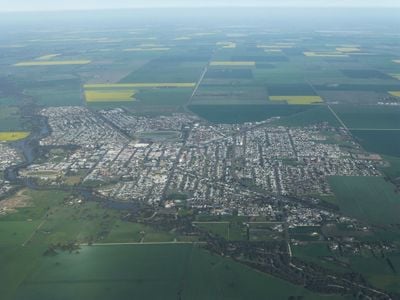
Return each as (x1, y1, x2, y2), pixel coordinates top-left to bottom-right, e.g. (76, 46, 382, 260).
(18, 106, 383, 229)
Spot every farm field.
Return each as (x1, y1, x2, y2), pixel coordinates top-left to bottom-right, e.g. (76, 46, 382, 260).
(349, 253, 400, 294)
(328, 176, 400, 225)
(14, 60, 91, 66)
(0, 131, 29, 141)
(389, 91, 400, 97)
(0, 106, 25, 131)
(269, 95, 323, 105)
(351, 130, 400, 158)
(0, 189, 342, 300)
(273, 105, 340, 127)
(210, 61, 256, 67)
(84, 90, 136, 102)
(331, 105, 400, 129)
(189, 104, 314, 123)
(84, 83, 196, 88)
(10, 244, 342, 300)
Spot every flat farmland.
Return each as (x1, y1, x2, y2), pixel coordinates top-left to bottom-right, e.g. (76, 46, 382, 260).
(0, 106, 25, 131)
(210, 61, 256, 67)
(188, 104, 314, 123)
(329, 176, 400, 225)
(0, 131, 30, 141)
(84, 83, 196, 88)
(269, 95, 323, 105)
(84, 90, 136, 103)
(273, 105, 340, 127)
(191, 84, 268, 105)
(119, 58, 207, 83)
(331, 105, 400, 129)
(14, 60, 91, 66)
(351, 130, 400, 157)
(22, 79, 82, 106)
(11, 244, 341, 300)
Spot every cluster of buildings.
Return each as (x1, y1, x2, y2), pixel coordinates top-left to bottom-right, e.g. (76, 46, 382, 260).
(0, 143, 23, 197)
(17, 107, 383, 227)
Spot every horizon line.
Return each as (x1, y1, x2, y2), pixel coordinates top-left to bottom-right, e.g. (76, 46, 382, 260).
(1, 5, 400, 13)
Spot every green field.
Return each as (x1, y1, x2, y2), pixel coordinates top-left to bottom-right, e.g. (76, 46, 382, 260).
(349, 253, 400, 293)
(10, 244, 342, 300)
(292, 243, 348, 273)
(351, 130, 400, 158)
(273, 105, 340, 127)
(332, 105, 400, 129)
(329, 176, 400, 225)
(188, 104, 314, 123)
(0, 106, 25, 131)
(0, 188, 343, 300)
(22, 79, 82, 106)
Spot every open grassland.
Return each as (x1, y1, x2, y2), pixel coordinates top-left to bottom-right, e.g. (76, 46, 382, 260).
(351, 130, 400, 158)
(84, 83, 196, 89)
(303, 52, 348, 57)
(84, 90, 136, 102)
(329, 176, 400, 225)
(331, 105, 400, 129)
(349, 253, 400, 294)
(189, 104, 314, 123)
(210, 61, 256, 67)
(382, 155, 400, 181)
(36, 54, 61, 60)
(269, 95, 323, 105)
(389, 91, 400, 97)
(0, 106, 24, 131)
(0, 131, 30, 141)
(14, 60, 91, 66)
(0, 189, 341, 300)
(273, 105, 340, 127)
(10, 244, 340, 300)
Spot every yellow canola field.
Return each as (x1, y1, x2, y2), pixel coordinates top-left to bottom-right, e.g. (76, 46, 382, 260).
(85, 90, 136, 102)
(389, 91, 400, 97)
(84, 83, 196, 89)
(270, 96, 323, 105)
(0, 131, 30, 141)
(304, 52, 348, 57)
(14, 60, 91, 66)
(210, 61, 255, 66)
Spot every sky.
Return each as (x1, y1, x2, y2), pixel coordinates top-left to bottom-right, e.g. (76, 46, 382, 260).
(1, 0, 400, 12)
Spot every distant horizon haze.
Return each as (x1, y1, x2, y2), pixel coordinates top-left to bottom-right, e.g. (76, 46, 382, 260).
(2, 0, 400, 12)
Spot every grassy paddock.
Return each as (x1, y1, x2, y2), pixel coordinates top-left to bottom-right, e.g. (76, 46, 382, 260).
(329, 176, 400, 225)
